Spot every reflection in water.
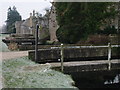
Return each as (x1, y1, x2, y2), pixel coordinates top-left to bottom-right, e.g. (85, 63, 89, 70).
(69, 70, 120, 89)
(104, 74, 120, 84)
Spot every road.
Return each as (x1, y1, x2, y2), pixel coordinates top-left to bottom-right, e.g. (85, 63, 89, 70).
(1, 51, 28, 60)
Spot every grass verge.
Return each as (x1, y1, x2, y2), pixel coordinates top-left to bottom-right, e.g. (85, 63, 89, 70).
(2, 56, 77, 88)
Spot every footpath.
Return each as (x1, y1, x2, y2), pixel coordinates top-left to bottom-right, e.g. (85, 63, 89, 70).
(0, 51, 28, 89)
(1, 51, 28, 60)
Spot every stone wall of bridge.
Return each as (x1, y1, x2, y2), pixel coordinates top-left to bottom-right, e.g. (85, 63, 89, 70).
(28, 47, 120, 63)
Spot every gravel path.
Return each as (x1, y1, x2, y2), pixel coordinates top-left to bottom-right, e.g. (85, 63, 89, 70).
(1, 51, 28, 60)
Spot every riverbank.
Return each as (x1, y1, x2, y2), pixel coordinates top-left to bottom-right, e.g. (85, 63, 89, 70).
(1, 51, 28, 60)
(2, 56, 77, 88)
(1, 34, 77, 89)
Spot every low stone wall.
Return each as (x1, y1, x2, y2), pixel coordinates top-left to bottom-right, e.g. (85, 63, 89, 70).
(28, 47, 120, 63)
(81, 34, 120, 45)
(17, 35, 120, 51)
(18, 45, 60, 50)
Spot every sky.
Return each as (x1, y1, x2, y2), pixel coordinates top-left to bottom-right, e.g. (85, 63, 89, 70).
(0, 0, 52, 26)
(0, 0, 119, 27)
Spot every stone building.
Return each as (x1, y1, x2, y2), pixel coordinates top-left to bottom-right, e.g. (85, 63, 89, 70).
(16, 18, 33, 35)
(15, 11, 36, 35)
(15, 10, 49, 40)
(15, 3, 59, 42)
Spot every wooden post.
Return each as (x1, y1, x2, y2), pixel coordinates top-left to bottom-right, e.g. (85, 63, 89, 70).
(108, 43, 111, 70)
(61, 43, 64, 72)
(35, 24, 39, 63)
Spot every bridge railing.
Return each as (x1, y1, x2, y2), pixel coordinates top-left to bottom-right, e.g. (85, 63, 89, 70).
(51, 44, 120, 49)
(58, 43, 120, 72)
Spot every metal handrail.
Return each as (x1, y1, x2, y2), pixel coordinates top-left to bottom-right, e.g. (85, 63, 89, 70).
(51, 45, 120, 49)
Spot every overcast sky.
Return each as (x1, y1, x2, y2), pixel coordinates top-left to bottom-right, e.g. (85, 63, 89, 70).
(0, 0, 119, 27)
(0, 0, 52, 26)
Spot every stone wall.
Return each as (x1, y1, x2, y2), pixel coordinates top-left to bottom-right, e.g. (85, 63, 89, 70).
(78, 34, 120, 45)
(109, 35, 119, 44)
(28, 47, 120, 63)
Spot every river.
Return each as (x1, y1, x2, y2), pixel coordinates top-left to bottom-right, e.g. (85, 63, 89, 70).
(69, 70, 120, 89)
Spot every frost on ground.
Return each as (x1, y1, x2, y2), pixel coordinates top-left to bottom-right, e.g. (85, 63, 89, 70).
(2, 56, 77, 88)
(0, 57, 2, 89)
(0, 34, 10, 52)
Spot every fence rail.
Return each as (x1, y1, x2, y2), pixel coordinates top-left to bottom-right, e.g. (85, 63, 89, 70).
(59, 43, 120, 72)
(51, 45, 120, 49)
